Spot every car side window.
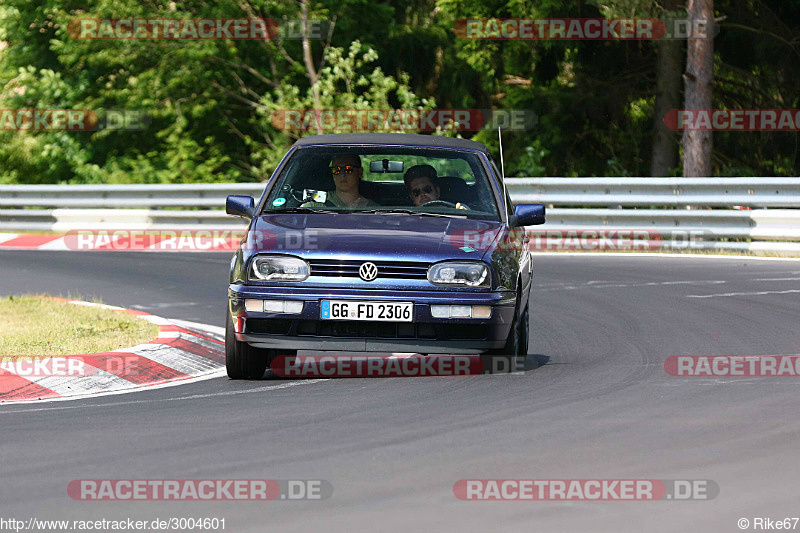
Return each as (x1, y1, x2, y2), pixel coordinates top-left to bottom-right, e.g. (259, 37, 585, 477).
(488, 160, 513, 217)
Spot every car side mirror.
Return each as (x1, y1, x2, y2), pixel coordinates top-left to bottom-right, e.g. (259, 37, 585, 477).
(226, 195, 255, 219)
(509, 204, 545, 227)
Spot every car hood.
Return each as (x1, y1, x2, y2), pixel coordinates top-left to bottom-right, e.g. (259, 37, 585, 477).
(249, 213, 504, 261)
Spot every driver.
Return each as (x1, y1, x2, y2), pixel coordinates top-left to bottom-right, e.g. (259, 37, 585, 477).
(302, 154, 378, 208)
(404, 164, 468, 209)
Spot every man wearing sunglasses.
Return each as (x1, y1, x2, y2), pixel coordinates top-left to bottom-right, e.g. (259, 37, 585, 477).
(404, 164, 468, 209)
(302, 154, 377, 208)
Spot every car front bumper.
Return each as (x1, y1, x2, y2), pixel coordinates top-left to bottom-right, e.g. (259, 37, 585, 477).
(229, 285, 517, 354)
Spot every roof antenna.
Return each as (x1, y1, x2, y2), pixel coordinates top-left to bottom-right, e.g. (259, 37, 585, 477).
(498, 126, 508, 212)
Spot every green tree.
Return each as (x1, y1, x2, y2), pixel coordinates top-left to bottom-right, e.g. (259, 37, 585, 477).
(255, 40, 434, 174)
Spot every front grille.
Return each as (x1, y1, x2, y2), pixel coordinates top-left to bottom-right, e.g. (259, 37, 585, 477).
(247, 318, 490, 341)
(441, 324, 489, 340)
(298, 320, 435, 339)
(308, 259, 429, 280)
(247, 319, 291, 335)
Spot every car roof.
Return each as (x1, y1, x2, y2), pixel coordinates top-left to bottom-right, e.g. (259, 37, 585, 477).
(292, 133, 492, 155)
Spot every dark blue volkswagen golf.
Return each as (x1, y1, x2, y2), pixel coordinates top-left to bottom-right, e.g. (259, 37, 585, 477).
(225, 133, 545, 379)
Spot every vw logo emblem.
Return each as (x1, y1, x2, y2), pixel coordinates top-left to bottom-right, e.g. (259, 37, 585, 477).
(359, 262, 378, 282)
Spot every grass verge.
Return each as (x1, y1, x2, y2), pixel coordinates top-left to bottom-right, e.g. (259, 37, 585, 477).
(0, 295, 160, 360)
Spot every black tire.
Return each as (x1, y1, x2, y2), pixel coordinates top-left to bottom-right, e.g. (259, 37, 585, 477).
(225, 312, 270, 380)
(517, 302, 530, 359)
(483, 299, 529, 374)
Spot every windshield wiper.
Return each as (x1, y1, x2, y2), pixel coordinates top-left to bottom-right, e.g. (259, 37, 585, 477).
(355, 208, 467, 218)
(263, 207, 468, 218)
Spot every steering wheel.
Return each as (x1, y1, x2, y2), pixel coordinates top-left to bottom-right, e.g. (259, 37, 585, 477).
(420, 200, 457, 208)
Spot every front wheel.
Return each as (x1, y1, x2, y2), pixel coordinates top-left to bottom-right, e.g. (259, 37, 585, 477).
(225, 313, 271, 379)
(516, 303, 530, 358)
(482, 302, 529, 373)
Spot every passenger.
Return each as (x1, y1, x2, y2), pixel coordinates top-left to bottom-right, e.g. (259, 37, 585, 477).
(404, 164, 468, 209)
(302, 154, 378, 208)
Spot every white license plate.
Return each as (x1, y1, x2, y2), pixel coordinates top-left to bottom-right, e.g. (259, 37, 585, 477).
(320, 300, 413, 322)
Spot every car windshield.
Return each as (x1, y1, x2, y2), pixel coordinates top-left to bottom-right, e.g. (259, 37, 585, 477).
(261, 146, 501, 221)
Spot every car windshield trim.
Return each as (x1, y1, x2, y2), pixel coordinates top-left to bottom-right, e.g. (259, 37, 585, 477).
(259, 145, 501, 221)
(262, 207, 340, 214)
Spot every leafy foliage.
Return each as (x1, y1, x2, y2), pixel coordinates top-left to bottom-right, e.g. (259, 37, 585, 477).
(0, 0, 798, 183)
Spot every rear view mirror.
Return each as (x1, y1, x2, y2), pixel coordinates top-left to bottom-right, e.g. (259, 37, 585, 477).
(369, 159, 405, 173)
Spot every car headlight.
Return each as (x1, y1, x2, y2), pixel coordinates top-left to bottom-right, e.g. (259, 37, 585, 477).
(428, 261, 489, 288)
(250, 255, 309, 281)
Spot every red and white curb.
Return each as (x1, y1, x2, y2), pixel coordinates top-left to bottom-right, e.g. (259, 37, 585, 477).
(0, 300, 226, 404)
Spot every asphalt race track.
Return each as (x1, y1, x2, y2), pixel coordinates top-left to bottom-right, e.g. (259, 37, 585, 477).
(2, 250, 800, 532)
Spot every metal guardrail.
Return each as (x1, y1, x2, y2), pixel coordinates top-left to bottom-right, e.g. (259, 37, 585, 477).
(508, 177, 800, 208)
(2, 178, 799, 208)
(0, 183, 261, 209)
(1, 179, 799, 253)
(544, 209, 800, 241)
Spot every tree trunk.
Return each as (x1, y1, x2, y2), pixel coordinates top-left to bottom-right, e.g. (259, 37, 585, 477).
(682, 0, 714, 177)
(300, 0, 323, 134)
(651, 38, 683, 176)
